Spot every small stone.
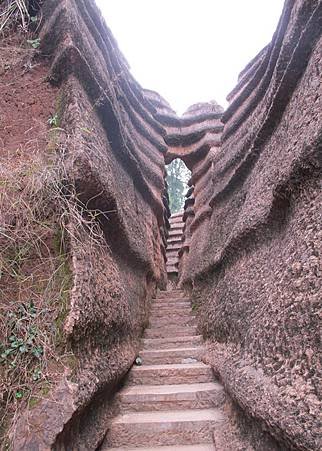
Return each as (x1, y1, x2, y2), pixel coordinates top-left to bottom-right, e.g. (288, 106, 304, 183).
(135, 356, 143, 366)
(182, 357, 198, 364)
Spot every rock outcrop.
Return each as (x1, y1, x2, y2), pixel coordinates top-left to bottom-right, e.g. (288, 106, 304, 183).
(2, 1, 170, 449)
(0, 0, 321, 449)
(159, 101, 225, 277)
(178, 1, 322, 450)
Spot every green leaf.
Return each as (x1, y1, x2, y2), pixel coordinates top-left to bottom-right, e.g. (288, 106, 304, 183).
(29, 308, 37, 318)
(32, 368, 42, 381)
(11, 339, 23, 348)
(27, 38, 41, 49)
(32, 346, 43, 359)
(15, 391, 23, 399)
(48, 113, 59, 128)
(29, 326, 37, 335)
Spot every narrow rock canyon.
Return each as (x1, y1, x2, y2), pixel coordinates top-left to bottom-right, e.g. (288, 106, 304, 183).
(0, 0, 321, 450)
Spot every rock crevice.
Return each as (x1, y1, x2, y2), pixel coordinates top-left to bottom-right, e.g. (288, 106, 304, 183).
(1, 0, 321, 449)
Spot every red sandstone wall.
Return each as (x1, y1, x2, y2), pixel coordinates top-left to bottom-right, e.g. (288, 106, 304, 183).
(156, 101, 224, 276)
(2, 0, 321, 448)
(10, 1, 169, 448)
(180, 1, 322, 449)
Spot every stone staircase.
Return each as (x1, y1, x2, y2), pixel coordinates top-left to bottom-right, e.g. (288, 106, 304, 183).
(101, 289, 226, 450)
(166, 213, 184, 276)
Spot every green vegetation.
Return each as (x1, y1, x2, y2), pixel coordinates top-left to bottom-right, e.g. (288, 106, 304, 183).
(0, 0, 29, 33)
(52, 227, 73, 347)
(48, 113, 59, 128)
(0, 1, 40, 35)
(27, 37, 40, 49)
(0, 302, 43, 366)
(0, 140, 73, 444)
(166, 159, 190, 213)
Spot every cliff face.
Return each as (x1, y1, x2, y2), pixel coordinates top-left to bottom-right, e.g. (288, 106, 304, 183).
(179, 1, 322, 450)
(0, 0, 169, 448)
(155, 101, 225, 279)
(1, 0, 321, 449)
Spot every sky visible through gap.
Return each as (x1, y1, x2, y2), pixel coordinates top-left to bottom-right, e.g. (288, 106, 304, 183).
(95, 0, 285, 114)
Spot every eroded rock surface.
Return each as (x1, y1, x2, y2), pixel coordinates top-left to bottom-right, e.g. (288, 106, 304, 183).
(5, 1, 170, 449)
(1, 0, 321, 450)
(175, 1, 322, 450)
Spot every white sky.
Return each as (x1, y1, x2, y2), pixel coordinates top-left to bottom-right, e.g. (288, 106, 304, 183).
(95, 0, 285, 114)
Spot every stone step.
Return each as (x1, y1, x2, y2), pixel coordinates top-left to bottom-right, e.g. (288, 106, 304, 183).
(151, 304, 194, 319)
(144, 325, 197, 339)
(150, 308, 191, 316)
(156, 291, 185, 299)
(170, 222, 185, 229)
(166, 243, 181, 251)
(105, 408, 224, 447)
(142, 335, 202, 350)
(170, 212, 183, 219)
(119, 382, 225, 412)
(168, 229, 183, 237)
(166, 257, 179, 266)
(166, 258, 180, 266)
(154, 297, 190, 304)
(151, 310, 192, 318)
(151, 303, 191, 311)
(127, 363, 214, 385)
(167, 236, 182, 244)
(167, 266, 178, 273)
(151, 307, 191, 315)
(140, 347, 203, 365)
(150, 309, 192, 318)
(166, 255, 180, 263)
(150, 305, 194, 319)
(166, 248, 180, 255)
(149, 316, 196, 328)
(152, 301, 191, 309)
(107, 445, 215, 451)
(166, 251, 180, 260)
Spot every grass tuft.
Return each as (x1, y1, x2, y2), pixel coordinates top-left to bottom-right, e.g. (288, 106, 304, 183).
(0, 0, 30, 33)
(0, 136, 110, 445)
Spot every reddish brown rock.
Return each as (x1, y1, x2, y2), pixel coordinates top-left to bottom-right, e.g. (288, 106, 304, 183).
(1, 0, 321, 449)
(2, 0, 170, 449)
(178, 1, 322, 450)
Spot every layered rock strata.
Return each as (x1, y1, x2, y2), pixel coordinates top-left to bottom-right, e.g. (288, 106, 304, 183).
(2, 0, 321, 449)
(178, 1, 322, 450)
(159, 102, 225, 280)
(10, 1, 170, 449)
